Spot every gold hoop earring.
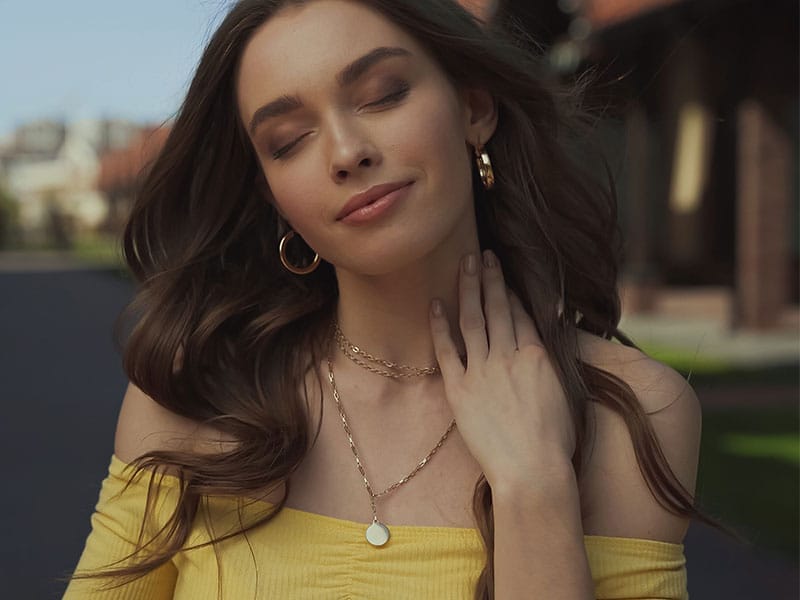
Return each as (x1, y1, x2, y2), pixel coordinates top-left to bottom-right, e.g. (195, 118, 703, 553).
(279, 230, 321, 275)
(474, 139, 495, 190)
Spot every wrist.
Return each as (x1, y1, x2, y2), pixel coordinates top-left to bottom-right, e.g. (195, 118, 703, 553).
(488, 458, 576, 502)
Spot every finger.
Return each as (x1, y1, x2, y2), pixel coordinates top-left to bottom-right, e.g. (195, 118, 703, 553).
(429, 298, 466, 382)
(508, 290, 543, 348)
(481, 250, 517, 354)
(458, 254, 489, 361)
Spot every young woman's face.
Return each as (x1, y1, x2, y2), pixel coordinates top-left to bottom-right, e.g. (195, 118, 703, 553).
(237, 0, 487, 275)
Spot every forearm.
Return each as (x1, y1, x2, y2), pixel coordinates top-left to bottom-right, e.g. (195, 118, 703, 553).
(492, 463, 594, 599)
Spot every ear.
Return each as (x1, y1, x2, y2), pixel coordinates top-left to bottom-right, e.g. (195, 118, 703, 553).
(461, 87, 498, 148)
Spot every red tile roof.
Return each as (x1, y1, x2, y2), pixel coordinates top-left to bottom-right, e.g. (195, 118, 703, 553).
(97, 125, 170, 193)
(583, 0, 685, 29)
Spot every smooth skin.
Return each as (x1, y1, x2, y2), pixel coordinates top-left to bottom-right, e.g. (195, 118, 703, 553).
(430, 251, 576, 489)
(430, 250, 595, 598)
(119, 0, 701, 548)
(115, 1, 701, 598)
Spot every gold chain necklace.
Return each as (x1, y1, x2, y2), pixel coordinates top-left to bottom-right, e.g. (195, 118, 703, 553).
(326, 357, 457, 547)
(333, 322, 441, 378)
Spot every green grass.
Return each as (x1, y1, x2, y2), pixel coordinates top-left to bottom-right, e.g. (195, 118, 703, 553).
(640, 343, 799, 387)
(640, 345, 732, 376)
(71, 233, 126, 268)
(637, 343, 799, 560)
(696, 407, 799, 561)
(4, 232, 127, 269)
(719, 433, 800, 465)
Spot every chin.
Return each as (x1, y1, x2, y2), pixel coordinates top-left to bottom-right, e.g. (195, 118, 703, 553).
(346, 239, 457, 278)
(329, 204, 470, 276)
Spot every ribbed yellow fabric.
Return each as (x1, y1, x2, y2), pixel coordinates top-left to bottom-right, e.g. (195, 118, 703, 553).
(63, 455, 689, 599)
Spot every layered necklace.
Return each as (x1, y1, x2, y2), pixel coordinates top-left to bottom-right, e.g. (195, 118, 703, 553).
(328, 321, 457, 547)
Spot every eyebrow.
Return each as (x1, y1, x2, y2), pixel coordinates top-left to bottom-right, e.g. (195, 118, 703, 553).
(247, 46, 412, 136)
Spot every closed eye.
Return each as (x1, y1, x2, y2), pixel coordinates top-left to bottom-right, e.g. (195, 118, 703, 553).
(271, 84, 411, 160)
(363, 83, 410, 108)
(272, 132, 312, 160)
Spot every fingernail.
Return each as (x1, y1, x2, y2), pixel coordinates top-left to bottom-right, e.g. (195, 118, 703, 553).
(431, 299, 443, 317)
(464, 254, 477, 274)
(482, 250, 496, 268)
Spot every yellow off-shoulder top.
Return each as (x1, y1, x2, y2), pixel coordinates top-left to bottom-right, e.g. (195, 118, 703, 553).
(63, 455, 689, 599)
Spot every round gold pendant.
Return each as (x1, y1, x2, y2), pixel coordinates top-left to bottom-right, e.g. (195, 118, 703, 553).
(365, 520, 390, 547)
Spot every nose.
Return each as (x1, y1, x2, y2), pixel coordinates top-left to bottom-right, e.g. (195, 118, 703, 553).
(327, 120, 381, 184)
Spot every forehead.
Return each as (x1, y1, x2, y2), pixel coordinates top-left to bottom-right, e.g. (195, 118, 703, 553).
(237, 1, 424, 112)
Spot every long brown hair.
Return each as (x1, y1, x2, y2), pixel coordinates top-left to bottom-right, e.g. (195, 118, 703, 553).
(74, 1, 738, 597)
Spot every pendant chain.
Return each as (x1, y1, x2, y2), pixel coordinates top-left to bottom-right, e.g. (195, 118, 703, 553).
(327, 321, 456, 546)
(326, 357, 457, 545)
(328, 320, 457, 546)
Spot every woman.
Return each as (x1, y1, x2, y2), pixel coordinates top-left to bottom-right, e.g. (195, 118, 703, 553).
(64, 0, 724, 598)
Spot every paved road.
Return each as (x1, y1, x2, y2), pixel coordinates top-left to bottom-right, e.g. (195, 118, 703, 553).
(0, 267, 796, 599)
(1, 268, 133, 600)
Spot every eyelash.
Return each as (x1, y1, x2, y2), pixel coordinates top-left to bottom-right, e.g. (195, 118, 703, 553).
(271, 84, 411, 160)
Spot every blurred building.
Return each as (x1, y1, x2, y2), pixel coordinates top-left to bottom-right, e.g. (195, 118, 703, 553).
(538, 0, 799, 330)
(0, 119, 141, 246)
(97, 126, 170, 233)
(3, 0, 794, 333)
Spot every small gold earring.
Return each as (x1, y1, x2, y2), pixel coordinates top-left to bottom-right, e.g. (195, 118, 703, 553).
(474, 139, 495, 190)
(279, 230, 320, 275)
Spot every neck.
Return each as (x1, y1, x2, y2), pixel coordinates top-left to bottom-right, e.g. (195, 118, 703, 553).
(332, 221, 480, 375)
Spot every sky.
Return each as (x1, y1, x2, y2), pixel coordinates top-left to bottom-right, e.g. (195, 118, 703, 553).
(0, 1, 231, 138)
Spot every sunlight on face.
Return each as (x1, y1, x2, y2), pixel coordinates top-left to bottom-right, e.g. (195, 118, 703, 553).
(236, 0, 478, 276)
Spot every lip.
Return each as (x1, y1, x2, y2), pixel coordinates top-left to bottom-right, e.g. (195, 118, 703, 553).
(336, 180, 414, 221)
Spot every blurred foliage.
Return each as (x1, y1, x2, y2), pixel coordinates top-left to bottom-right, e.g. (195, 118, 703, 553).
(71, 232, 126, 270)
(0, 184, 21, 249)
(45, 203, 73, 249)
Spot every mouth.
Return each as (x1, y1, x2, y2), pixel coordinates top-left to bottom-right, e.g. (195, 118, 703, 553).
(336, 180, 414, 221)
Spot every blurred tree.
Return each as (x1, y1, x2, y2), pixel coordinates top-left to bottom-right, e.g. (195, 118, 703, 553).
(44, 195, 73, 251)
(0, 184, 21, 250)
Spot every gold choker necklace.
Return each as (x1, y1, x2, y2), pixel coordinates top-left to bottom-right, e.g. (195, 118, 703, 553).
(333, 322, 440, 379)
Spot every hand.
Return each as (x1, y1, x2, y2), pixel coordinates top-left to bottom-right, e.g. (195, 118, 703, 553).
(429, 250, 576, 491)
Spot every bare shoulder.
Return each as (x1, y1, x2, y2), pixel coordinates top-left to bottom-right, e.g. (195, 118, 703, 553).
(575, 330, 702, 543)
(114, 382, 237, 465)
(576, 329, 699, 415)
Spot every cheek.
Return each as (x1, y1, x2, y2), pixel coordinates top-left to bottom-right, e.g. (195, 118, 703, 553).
(395, 87, 467, 171)
(406, 90, 475, 217)
(260, 160, 328, 244)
